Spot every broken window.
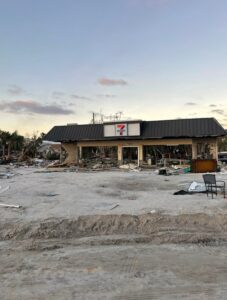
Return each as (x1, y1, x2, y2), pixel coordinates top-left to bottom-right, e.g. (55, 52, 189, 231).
(80, 146, 118, 168)
(122, 147, 138, 164)
(197, 143, 213, 159)
(143, 145, 192, 166)
(82, 146, 118, 160)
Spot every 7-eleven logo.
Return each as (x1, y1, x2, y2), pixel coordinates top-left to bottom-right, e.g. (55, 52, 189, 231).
(116, 124, 127, 136)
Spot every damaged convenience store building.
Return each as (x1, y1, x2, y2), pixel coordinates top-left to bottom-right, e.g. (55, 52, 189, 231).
(45, 117, 226, 172)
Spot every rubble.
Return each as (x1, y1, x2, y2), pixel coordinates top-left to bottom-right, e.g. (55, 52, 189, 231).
(119, 163, 141, 171)
(0, 173, 15, 179)
(157, 164, 191, 176)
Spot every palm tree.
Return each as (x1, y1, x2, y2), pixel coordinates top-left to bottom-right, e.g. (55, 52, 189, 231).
(0, 130, 24, 159)
(10, 131, 24, 151)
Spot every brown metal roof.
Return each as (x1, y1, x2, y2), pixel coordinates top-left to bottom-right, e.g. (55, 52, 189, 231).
(44, 118, 226, 142)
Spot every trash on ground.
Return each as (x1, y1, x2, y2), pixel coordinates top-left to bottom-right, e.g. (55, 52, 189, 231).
(0, 203, 21, 208)
(174, 190, 191, 195)
(0, 173, 15, 179)
(110, 204, 119, 210)
(188, 181, 206, 193)
(157, 165, 191, 176)
(119, 164, 140, 171)
(174, 181, 207, 195)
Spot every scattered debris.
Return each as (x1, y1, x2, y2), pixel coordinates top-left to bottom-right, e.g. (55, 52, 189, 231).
(0, 172, 15, 179)
(188, 181, 206, 193)
(158, 168, 170, 176)
(174, 190, 191, 195)
(119, 163, 140, 171)
(157, 165, 191, 176)
(174, 181, 207, 195)
(38, 192, 59, 197)
(92, 163, 103, 170)
(110, 204, 119, 210)
(0, 203, 21, 208)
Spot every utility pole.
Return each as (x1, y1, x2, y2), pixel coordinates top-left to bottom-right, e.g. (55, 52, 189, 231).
(92, 112, 95, 124)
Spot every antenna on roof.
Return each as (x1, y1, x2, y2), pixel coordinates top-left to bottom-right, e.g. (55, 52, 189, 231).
(90, 111, 125, 124)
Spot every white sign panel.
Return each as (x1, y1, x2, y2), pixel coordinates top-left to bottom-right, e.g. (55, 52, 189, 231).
(115, 123, 128, 136)
(104, 122, 140, 137)
(104, 125, 115, 137)
(128, 123, 140, 136)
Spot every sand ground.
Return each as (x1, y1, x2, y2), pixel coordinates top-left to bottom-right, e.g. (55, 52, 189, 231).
(0, 166, 227, 299)
(0, 166, 227, 221)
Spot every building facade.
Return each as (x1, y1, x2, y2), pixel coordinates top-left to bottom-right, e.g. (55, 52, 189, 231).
(45, 118, 226, 169)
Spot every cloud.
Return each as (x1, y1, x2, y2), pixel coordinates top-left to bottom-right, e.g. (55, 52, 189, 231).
(71, 94, 91, 101)
(97, 94, 117, 98)
(211, 109, 225, 115)
(52, 91, 65, 99)
(98, 78, 128, 86)
(8, 85, 25, 95)
(0, 100, 74, 115)
(209, 104, 217, 107)
(185, 102, 197, 106)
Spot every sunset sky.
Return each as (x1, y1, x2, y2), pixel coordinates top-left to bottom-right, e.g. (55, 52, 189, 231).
(0, 0, 227, 136)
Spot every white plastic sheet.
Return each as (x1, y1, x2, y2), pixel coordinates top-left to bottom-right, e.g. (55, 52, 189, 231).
(188, 181, 206, 193)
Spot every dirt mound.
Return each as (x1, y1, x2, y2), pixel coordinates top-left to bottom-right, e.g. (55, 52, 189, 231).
(1, 213, 227, 245)
(0, 214, 227, 244)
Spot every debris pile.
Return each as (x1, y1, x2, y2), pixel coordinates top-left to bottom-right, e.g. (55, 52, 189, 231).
(156, 164, 191, 176)
(79, 157, 118, 170)
(119, 163, 141, 172)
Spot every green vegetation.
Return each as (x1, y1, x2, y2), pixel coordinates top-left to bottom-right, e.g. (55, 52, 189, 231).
(0, 130, 24, 158)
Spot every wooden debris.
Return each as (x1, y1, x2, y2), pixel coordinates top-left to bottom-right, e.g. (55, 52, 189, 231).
(0, 203, 21, 208)
(110, 204, 119, 210)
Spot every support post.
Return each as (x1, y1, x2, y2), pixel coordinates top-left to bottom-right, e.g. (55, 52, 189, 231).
(138, 145, 143, 166)
(192, 141, 197, 159)
(61, 143, 79, 165)
(118, 145, 123, 165)
(79, 146, 83, 160)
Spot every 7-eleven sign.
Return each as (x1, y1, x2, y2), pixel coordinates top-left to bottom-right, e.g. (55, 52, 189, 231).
(116, 123, 128, 136)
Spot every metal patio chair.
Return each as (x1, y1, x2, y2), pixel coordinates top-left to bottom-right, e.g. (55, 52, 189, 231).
(203, 174, 226, 199)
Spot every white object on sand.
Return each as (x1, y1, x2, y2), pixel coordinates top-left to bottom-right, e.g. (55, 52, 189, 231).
(188, 181, 206, 192)
(0, 203, 21, 208)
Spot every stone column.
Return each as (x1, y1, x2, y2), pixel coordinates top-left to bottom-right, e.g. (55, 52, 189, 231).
(192, 140, 197, 159)
(62, 143, 78, 164)
(79, 146, 83, 160)
(138, 144, 143, 166)
(118, 145, 123, 165)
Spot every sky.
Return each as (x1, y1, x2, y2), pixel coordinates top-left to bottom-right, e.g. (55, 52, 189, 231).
(0, 0, 227, 136)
